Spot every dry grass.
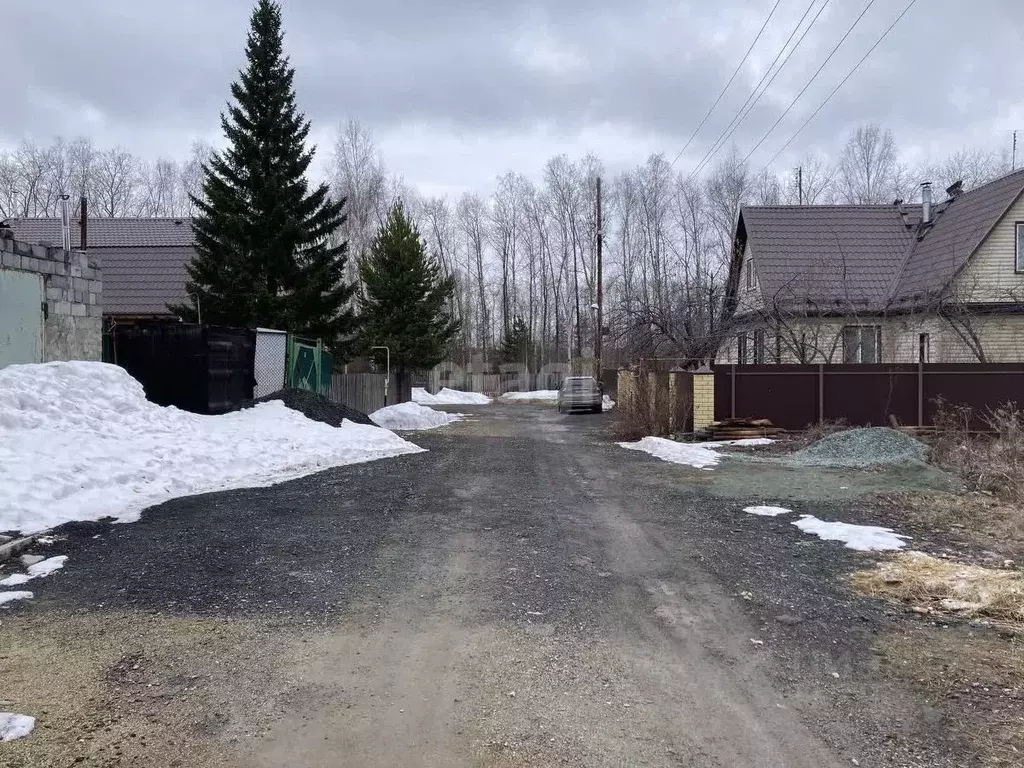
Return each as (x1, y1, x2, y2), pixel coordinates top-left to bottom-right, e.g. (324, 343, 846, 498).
(852, 551, 1024, 625)
(930, 400, 1024, 503)
(612, 381, 654, 441)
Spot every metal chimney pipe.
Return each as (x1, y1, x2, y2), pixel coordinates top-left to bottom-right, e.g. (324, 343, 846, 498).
(921, 182, 932, 225)
(79, 196, 88, 250)
(59, 195, 72, 250)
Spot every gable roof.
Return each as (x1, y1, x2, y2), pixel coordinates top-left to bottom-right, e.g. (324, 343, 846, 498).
(5, 217, 196, 317)
(738, 168, 1024, 314)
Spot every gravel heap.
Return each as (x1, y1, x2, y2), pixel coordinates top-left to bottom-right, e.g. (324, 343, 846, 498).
(235, 388, 374, 426)
(785, 427, 929, 468)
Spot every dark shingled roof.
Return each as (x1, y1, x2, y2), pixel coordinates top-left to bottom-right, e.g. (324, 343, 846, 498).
(739, 168, 1024, 313)
(5, 217, 195, 316)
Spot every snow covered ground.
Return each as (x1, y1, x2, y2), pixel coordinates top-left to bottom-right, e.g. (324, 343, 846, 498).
(412, 387, 491, 406)
(618, 436, 774, 470)
(500, 390, 559, 402)
(371, 402, 463, 431)
(743, 505, 791, 517)
(0, 362, 425, 535)
(792, 515, 910, 551)
(0, 713, 35, 742)
(0, 556, 67, 586)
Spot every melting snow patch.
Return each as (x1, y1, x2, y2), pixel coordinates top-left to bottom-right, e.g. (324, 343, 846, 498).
(0, 362, 425, 535)
(500, 390, 560, 402)
(744, 505, 791, 517)
(703, 438, 775, 448)
(371, 402, 463, 431)
(412, 387, 491, 406)
(0, 591, 33, 606)
(792, 515, 910, 551)
(0, 556, 68, 587)
(602, 396, 616, 411)
(618, 437, 722, 470)
(0, 713, 35, 741)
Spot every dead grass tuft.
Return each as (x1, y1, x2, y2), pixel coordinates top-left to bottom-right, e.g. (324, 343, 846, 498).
(931, 400, 1024, 503)
(612, 378, 654, 440)
(852, 551, 1024, 625)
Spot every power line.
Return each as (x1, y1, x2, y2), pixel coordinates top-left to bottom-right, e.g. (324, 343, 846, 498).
(759, 0, 920, 171)
(738, 0, 880, 166)
(669, 0, 783, 169)
(686, 0, 831, 182)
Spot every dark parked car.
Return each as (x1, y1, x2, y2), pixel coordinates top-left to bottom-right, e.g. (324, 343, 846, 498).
(557, 376, 603, 414)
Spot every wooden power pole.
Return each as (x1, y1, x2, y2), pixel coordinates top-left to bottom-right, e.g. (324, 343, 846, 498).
(595, 176, 604, 380)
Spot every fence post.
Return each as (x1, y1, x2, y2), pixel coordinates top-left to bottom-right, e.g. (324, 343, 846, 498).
(917, 360, 924, 427)
(730, 364, 736, 419)
(818, 363, 824, 424)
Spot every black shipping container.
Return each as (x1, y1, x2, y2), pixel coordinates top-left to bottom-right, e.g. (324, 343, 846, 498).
(113, 323, 256, 414)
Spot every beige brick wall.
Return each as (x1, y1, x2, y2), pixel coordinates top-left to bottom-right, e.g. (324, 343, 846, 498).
(693, 373, 714, 430)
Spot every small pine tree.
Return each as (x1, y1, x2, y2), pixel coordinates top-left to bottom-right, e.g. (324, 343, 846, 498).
(170, 0, 357, 357)
(500, 316, 532, 366)
(359, 202, 460, 386)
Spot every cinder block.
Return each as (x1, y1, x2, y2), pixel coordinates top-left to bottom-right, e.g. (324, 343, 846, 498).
(71, 303, 87, 317)
(45, 286, 65, 302)
(90, 280, 103, 294)
(70, 265, 83, 278)
(82, 267, 96, 280)
(87, 303, 103, 317)
(54, 301, 72, 316)
(1, 251, 20, 269)
(88, 292, 97, 305)
(73, 289, 84, 303)
(49, 274, 69, 289)
(31, 243, 49, 260)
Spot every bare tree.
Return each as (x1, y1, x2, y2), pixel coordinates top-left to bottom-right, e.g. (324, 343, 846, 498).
(329, 120, 388, 273)
(838, 124, 903, 204)
(91, 147, 140, 217)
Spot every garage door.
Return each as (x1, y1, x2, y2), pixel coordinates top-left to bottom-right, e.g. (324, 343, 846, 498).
(0, 268, 44, 368)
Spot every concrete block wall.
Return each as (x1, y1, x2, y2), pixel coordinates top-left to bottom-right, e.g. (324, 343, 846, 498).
(0, 234, 102, 362)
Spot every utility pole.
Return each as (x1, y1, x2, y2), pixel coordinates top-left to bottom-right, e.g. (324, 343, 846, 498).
(795, 166, 804, 204)
(595, 175, 604, 381)
(1014, 131, 1018, 172)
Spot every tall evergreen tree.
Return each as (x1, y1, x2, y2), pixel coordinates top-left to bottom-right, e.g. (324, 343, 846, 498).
(360, 202, 460, 386)
(170, 0, 356, 355)
(500, 316, 532, 366)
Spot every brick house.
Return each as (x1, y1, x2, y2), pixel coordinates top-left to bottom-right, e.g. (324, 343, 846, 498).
(718, 168, 1024, 364)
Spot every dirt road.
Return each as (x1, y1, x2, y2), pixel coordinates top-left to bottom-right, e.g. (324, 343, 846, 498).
(2, 405, 952, 767)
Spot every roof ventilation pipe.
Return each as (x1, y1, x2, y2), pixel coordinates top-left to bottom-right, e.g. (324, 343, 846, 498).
(921, 181, 932, 225)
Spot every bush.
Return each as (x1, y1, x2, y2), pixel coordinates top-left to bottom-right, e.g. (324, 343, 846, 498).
(931, 399, 1024, 503)
(613, 375, 653, 440)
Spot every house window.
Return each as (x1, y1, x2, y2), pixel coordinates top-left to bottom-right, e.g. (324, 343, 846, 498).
(736, 333, 748, 364)
(774, 334, 782, 363)
(753, 330, 765, 364)
(843, 325, 882, 363)
(745, 258, 756, 290)
(1016, 223, 1024, 273)
(919, 333, 930, 363)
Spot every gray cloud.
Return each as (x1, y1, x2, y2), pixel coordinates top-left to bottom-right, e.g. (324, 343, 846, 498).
(3, 0, 1022, 193)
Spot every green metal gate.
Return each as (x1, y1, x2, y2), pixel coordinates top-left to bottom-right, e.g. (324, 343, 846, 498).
(286, 335, 332, 396)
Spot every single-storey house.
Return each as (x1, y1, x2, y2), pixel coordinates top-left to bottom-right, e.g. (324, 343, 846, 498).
(7, 217, 195, 322)
(718, 168, 1024, 364)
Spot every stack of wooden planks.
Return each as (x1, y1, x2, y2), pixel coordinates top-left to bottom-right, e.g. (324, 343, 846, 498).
(706, 417, 784, 440)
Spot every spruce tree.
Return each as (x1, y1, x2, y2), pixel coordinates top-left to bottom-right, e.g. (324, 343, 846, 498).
(500, 316, 532, 366)
(170, 0, 356, 356)
(359, 202, 460, 386)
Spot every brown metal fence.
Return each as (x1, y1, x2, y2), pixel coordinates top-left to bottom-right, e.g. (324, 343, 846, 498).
(714, 363, 1024, 430)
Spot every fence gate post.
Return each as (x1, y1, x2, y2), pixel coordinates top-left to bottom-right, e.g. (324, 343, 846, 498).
(730, 364, 736, 419)
(818, 364, 824, 424)
(917, 360, 924, 426)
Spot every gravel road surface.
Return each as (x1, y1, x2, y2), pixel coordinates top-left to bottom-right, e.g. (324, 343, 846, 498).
(1, 404, 955, 767)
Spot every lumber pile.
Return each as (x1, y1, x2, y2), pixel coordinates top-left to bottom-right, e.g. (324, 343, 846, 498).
(706, 417, 783, 439)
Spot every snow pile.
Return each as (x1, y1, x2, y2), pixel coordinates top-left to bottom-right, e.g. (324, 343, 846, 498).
(705, 438, 774, 448)
(0, 713, 35, 742)
(743, 505, 791, 517)
(500, 390, 559, 402)
(0, 592, 33, 606)
(792, 515, 910, 551)
(602, 396, 616, 411)
(412, 387, 491, 406)
(786, 427, 927, 468)
(0, 362, 424, 535)
(371, 402, 463, 431)
(0, 556, 68, 586)
(618, 437, 723, 470)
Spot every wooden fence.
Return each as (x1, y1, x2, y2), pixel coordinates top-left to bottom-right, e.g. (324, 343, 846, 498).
(714, 363, 1024, 430)
(423, 368, 620, 397)
(329, 373, 411, 415)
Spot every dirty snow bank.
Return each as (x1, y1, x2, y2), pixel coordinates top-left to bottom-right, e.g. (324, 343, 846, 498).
(500, 390, 560, 402)
(412, 387, 491, 405)
(0, 556, 68, 586)
(792, 515, 910, 551)
(0, 362, 424, 535)
(618, 437, 723, 470)
(371, 402, 463, 431)
(0, 713, 35, 741)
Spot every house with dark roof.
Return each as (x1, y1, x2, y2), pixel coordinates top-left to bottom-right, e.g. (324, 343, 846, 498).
(719, 168, 1024, 364)
(6, 217, 195, 320)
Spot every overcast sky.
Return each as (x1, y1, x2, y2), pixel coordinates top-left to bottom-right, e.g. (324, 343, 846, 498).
(4, 0, 1022, 196)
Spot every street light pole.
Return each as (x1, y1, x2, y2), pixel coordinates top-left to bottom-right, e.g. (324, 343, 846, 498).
(372, 345, 390, 406)
(595, 175, 604, 381)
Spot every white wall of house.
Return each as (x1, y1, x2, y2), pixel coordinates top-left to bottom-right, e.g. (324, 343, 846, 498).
(954, 192, 1024, 303)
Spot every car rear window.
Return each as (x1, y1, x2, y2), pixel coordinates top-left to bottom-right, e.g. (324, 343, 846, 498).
(567, 379, 595, 392)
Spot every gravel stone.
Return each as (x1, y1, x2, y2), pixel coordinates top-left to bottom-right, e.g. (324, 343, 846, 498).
(783, 427, 929, 468)
(234, 388, 373, 426)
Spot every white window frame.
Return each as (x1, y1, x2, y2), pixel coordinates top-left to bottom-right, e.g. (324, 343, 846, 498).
(1016, 222, 1024, 273)
(745, 257, 756, 291)
(842, 325, 882, 364)
(918, 332, 930, 363)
